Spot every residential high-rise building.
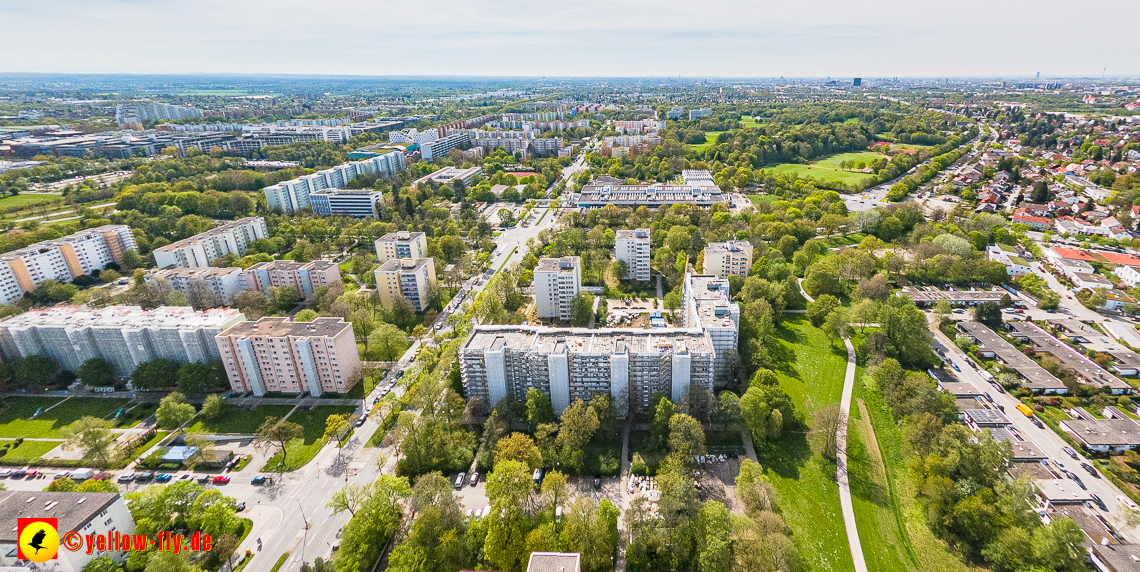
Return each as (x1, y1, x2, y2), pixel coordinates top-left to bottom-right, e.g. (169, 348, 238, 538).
(420, 132, 470, 162)
(680, 273, 741, 387)
(702, 241, 754, 278)
(0, 225, 137, 304)
(215, 317, 362, 397)
(0, 305, 245, 377)
(459, 326, 715, 417)
(615, 229, 651, 281)
(374, 231, 428, 263)
(534, 257, 581, 321)
(145, 266, 247, 307)
(115, 101, 203, 126)
(374, 258, 437, 312)
(309, 189, 383, 218)
(243, 260, 341, 300)
(153, 217, 268, 268)
(262, 152, 404, 213)
(689, 107, 712, 120)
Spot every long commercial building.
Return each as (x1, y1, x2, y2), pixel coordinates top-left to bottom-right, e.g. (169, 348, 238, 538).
(215, 317, 362, 397)
(153, 217, 268, 269)
(374, 258, 437, 312)
(615, 229, 651, 281)
(262, 152, 404, 213)
(0, 305, 245, 377)
(309, 189, 383, 218)
(0, 225, 137, 304)
(145, 266, 247, 307)
(577, 170, 724, 209)
(243, 260, 341, 300)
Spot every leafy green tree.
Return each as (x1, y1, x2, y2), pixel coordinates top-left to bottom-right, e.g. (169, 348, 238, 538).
(668, 414, 706, 460)
(200, 394, 228, 420)
(570, 292, 595, 326)
(972, 301, 1002, 329)
(367, 323, 409, 361)
(155, 392, 195, 430)
(556, 399, 599, 469)
(559, 497, 620, 572)
(78, 358, 115, 387)
(132, 358, 181, 390)
(62, 416, 118, 469)
(650, 394, 677, 450)
(15, 355, 59, 387)
(526, 387, 555, 431)
(324, 414, 350, 443)
(740, 384, 793, 444)
(805, 294, 839, 326)
(696, 500, 732, 572)
(83, 555, 120, 572)
(293, 308, 318, 321)
(333, 475, 409, 572)
(254, 416, 303, 472)
(494, 432, 543, 470)
(176, 361, 210, 394)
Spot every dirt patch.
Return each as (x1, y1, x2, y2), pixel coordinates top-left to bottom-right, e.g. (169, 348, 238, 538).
(855, 399, 888, 486)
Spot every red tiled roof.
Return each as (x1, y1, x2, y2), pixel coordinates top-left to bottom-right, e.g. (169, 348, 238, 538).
(1097, 251, 1140, 267)
(1050, 247, 1098, 262)
(1012, 214, 1051, 224)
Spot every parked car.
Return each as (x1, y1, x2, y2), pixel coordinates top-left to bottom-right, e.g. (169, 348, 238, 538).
(252, 476, 268, 485)
(1063, 447, 1078, 459)
(212, 475, 230, 484)
(237, 502, 247, 512)
(197, 475, 212, 484)
(1031, 417, 1044, 429)
(1071, 476, 1087, 490)
(155, 473, 173, 483)
(0, 469, 12, 478)
(54, 471, 71, 480)
(178, 474, 194, 482)
(135, 472, 154, 482)
(1082, 462, 1099, 478)
(1119, 495, 1140, 510)
(1091, 494, 1107, 511)
(951, 362, 961, 372)
(469, 472, 479, 487)
(354, 416, 366, 427)
(118, 473, 135, 483)
(454, 472, 467, 489)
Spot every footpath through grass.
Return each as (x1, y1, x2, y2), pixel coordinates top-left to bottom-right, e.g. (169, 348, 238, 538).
(756, 318, 854, 572)
(186, 404, 295, 435)
(262, 405, 356, 472)
(849, 355, 978, 572)
(0, 397, 131, 438)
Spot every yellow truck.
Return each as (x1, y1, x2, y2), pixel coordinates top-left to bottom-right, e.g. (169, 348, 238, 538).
(1015, 403, 1034, 417)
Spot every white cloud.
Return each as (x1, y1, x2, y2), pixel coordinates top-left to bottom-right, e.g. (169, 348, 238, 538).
(1, 0, 1136, 77)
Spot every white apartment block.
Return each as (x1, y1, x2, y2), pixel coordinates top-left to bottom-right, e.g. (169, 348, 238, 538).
(0, 305, 245, 377)
(615, 228, 651, 281)
(145, 266, 247, 307)
(262, 152, 404, 213)
(388, 128, 439, 145)
(0, 225, 137, 305)
(702, 241, 754, 278)
(215, 317, 362, 397)
(689, 107, 712, 120)
(243, 260, 341, 300)
(681, 273, 741, 387)
(0, 492, 136, 572)
(310, 189, 383, 218)
(374, 258, 438, 312)
(374, 231, 428, 263)
(534, 257, 581, 321)
(459, 326, 715, 417)
(420, 132, 470, 162)
(152, 217, 268, 268)
(116, 100, 203, 125)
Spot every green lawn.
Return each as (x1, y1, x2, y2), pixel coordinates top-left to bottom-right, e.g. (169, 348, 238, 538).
(689, 132, 724, 151)
(844, 118, 861, 124)
(0, 439, 63, 460)
(849, 358, 977, 572)
(0, 397, 132, 438)
(889, 143, 933, 151)
(748, 194, 776, 209)
(186, 404, 295, 435)
(765, 152, 885, 186)
(757, 318, 854, 572)
(0, 194, 64, 208)
(822, 233, 867, 248)
(812, 152, 886, 170)
(262, 405, 356, 472)
(740, 116, 761, 128)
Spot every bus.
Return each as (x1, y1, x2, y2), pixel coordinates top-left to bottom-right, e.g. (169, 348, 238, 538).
(1015, 403, 1034, 417)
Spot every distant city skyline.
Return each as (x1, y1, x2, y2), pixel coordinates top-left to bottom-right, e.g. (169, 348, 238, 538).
(2, 0, 1138, 78)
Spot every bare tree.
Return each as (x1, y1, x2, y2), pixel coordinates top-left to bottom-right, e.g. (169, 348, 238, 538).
(809, 404, 843, 461)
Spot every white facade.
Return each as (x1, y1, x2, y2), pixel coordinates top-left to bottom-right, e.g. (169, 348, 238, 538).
(374, 231, 428, 263)
(0, 492, 135, 572)
(1117, 265, 1140, 288)
(421, 132, 470, 162)
(145, 266, 248, 306)
(153, 217, 268, 268)
(615, 228, 651, 281)
(534, 257, 581, 321)
(0, 225, 136, 305)
(262, 152, 404, 213)
(681, 273, 741, 387)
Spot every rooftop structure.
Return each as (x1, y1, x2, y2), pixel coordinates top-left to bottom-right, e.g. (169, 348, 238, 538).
(410, 166, 482, 188)
(1033, 478, 1093, 505)
(527, 552, 582, 572)
(956, 321, 1069, 394)
(989, 427, 1048, 461)
(0, 305, 244, 377)
(1007, 321, 1131, 394)
(963, 408, 1012, 428)
(153, 217, 268, 269)
(702, 241, 754, 278)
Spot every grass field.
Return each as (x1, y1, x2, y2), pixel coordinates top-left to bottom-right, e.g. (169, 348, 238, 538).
(849, 355, 977, 572)
(748, 194, 777, 209)
(822, 233, 868, 248)
(262, 405, 356, 472)
(0, 397, 132, 438)
(766, 164, 872, 186)
(0, 439, 63, 460)
(186, 404, 295, 435)
(0, 194, 64, 208)
(690, 132, 724, 151)
(756, 318, 854, 572)
(740, 116, 760, 128)
(889, 143, 933, 151)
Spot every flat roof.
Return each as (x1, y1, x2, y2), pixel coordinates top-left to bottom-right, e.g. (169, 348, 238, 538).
(939, 381, 982, 396)
(461, 325, 714, 356)
(1007, 321, 1131, 391)
(1034, 478, 1092, 504)
(377, 231, 426, 243)
(0, 224, 130, 262)
(376, 258, 432, 273)
(0, 491, 120, 542)
(154, 217, 263, 253)
(901, 286, 1007, 304)
(218, 316, 352, 339)
(0, 305, 243, 330)
(615, 228, 650, 240)
(957, 322, 1068, 391)
(1060, 417, 1140, 446)
(964, 408, 1012, 426)
(535, 256, 580, 274)
(989, 427, 1047, 459)
(527, 552, 581, 572)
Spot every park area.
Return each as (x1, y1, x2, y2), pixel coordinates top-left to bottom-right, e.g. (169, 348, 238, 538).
(262, 405, 356, 472)
(765, 151, 885, 186)
(0, 193, 64, 209)
(0, 396, 132, 438)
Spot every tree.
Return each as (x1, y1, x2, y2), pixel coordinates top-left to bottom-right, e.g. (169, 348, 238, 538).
(183, 432, 217, 472)
(15, 355, 59, 387)
(716, 391, 742, 426)
(78, 358, 115, 387)
(933, 298, 952, 323)
(83, 555, 120, 572)
(233, 289, 270, 320)
(494, 432, 543, 470)
(809, 404, 843, 461)
(696, 500, 732, 572)
(541, 469, 569, 510)
(176, 361, 210, 394)
(486, 459, 534, 511)
(367, 323, 409, 361)
(324, 414, 350, 443)
(570, 292, 595, 327)
(740, 385, 793, 444)
(668, 414, 706, 461)
(650, 395, 677, 450)
(270, 286, 303, 313)
(526, 387, 555, 431)
(1090, 287, 1109, 309)
(132, 358, 181, 390)
(556, 399, 599, 470)
(559, 497, 619, 572)
(200, 394, 228, 420)
(327, 481, 375, 517)
(62, 416, 117, 469)
(805, 294, 839, 327)
(155, 392, 196, 430)
(849, 298, 878, 332)
(254, 417, 304, 472)
(973, 301, 1002, 329)
(294, 308, 318, 322)
(822, 310, 849, 346)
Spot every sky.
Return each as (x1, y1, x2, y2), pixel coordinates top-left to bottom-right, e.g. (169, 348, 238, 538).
(2, 0, 1138, 78)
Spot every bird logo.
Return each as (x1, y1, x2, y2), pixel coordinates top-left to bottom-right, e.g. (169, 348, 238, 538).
(17, 518, 59, 562)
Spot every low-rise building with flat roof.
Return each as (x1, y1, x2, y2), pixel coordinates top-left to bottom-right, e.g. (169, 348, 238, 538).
(0, 491, 135, 571)
(1059, 406, 1140, 453)
(1007, 321, 1131, 394)
(902, 286, 1008, 307)
(956, 321, 1069, 394)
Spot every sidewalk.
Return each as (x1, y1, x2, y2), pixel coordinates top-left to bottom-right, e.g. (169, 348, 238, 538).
(837, 337, 868, 572)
